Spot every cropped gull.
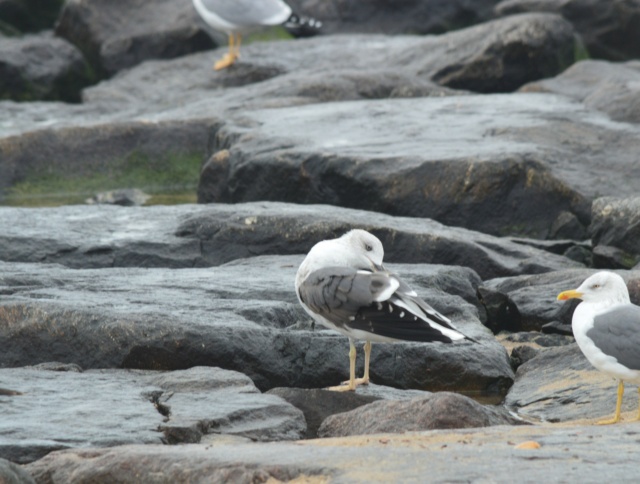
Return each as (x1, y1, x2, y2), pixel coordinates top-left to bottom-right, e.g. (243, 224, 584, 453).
(193, 0, 292, 70)
(295, 229, 475, 391)
(558, 271, 640, 424)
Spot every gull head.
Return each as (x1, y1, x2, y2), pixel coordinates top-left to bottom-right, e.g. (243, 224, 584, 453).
(340, 229, 385, 268)
(557, 271, 630, 305)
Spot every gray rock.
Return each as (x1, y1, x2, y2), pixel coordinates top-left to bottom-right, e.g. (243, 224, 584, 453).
(592, 244, 639, 270)
(286, 0, 501, 35)
(548, 210, 588, 240)
(0, 203, 581, 278)
(505, 344, 640, 423)
(0, 31, 93, 102)
(0, 0, 63, 33)
(23, 425, 640, 483)
(522, 59, 640, 124)
(496, 0, 640, 61)
(318, 392, 525, 438)
(268, 384, 431, 438)
(0, 365, 305, 464)
(483, 269, 640, 332)
(0, 457, 35, 484)
(509, 345, 539, 370)
(590, 197, 640, 257)
(55, 0, 214, 76)
(0, 256, 514, 395)
(199, 92, 640, 238)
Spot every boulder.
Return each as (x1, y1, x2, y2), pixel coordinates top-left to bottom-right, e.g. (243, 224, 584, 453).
(286, 0, 501, 35)
(0, 457, 36, 484)
(0, 31, 93, 102)
(0, 256, 514, 396)
(0, 203, 581, 278)
(495, 0, 640, 61)
(521, 59, 640, 124)
(505, 344, 640, 423)
(55, 0, 214, 77)
(0, 365, 305, 464)
(268, 384, 431, 438)
(198, 92, 640, 238)
(590, 197, 640, 257)
(23, 425, 640, 482)
(318, 392, 525, 438)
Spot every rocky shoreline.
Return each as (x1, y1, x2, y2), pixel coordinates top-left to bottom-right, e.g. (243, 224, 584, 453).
(2, 0, 640, 482)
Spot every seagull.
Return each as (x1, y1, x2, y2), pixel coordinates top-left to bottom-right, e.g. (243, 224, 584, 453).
(295, 229, 475, 392)
(192, 0, 294, 70)
(558, 271, 640, 424)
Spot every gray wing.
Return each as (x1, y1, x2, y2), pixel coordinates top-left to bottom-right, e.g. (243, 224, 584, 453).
(298, 267, 469, 343)
(587, 305, 640, 370)
(199, 0, 290, 26)
(298, 267, 396, 329)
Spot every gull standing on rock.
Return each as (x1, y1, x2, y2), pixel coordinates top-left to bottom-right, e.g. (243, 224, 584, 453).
(295, 229, 475, 392)
(558, 271, 640, 424)
(192, 0, 292, 70)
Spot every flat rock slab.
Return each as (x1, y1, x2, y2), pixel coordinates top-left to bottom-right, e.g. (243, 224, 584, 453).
(522, 59, 640, 124)
(23, 424, 640, 482)
(318, 392, 525, 438)
(0, 366, 305, 464)
(505, 345, 640, 423)
(0, 203, 581, 278)
(199, 93, 640, 238)
(0, 256, 514, 395)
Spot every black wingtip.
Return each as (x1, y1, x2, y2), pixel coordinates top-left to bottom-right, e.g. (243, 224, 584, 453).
(284, 13, 323, 38)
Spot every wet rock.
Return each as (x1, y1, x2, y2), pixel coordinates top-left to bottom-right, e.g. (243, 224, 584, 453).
(24, 425, 640, 483)
(592, 244, 639, 270)
(0, 457, 35, 484)
(476, 286, 522, 334)
(505, 344, 638, 423)
(496, 0, 640, 60)
(590, 197, 640, 257)
(509, 345, 539, 370)
(0, 365, 305, 464)
(0, 31, 94, 102)
(0, 257, 513, 395)
(55, 0, 214, 77)
(548, 210, 588, 240)
(267, 384, 430, 438)
(199, 92, 640, 238)
(317, 392, 525, 438)
(522, 59, 640, 123)
(0, 203, 581, 278)
(286, 0, 500, 35)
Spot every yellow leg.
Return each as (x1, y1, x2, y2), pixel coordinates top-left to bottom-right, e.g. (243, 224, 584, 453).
(214, 32, 239, 70)
(327, 340, 358, 392)
(634, 387, 640, 422)
(597, 380, 624, 425)
(353, 341, 372, 386)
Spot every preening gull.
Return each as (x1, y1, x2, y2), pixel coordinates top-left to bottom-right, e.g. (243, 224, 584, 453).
(295, 229, 475, 392)
(558, 271, 640, 424)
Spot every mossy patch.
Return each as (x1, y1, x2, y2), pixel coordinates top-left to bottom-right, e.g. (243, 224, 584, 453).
(4, 151, 202, 207)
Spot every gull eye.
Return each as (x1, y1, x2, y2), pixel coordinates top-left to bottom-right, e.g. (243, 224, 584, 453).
(592, 284, 600, 289)
(365, 244, 373, 252)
